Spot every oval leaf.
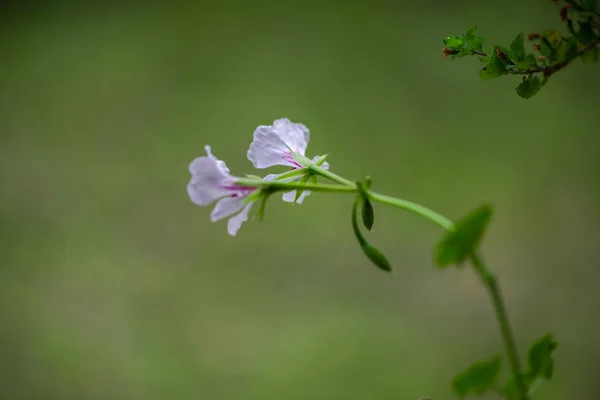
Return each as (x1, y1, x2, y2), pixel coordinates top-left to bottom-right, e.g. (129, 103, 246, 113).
(452, 355, 503, 398)
(435, 205, 493, 267)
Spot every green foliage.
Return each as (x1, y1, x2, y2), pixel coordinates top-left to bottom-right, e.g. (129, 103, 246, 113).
(527, 334, 558, 379)
(581, 45, 599, 62)
(503, 334, 558, 398)
(351, 195, 391, 272)
(452, 355, 503, 397)
(356, 179, 374, 231)
(293, 174, 312, 203)
(443, 25, 485, 60)
(479, 52, 508, 80)
(360, 194, 375, 231)
(443, 1, 600, 98)
(435, 205, 493, 267)
(516, 75, 542, 99)
(509, 33, 526, 62)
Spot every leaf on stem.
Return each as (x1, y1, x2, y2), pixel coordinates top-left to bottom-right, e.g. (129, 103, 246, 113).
(435, 204, 493, 267)
(452, 355, 503, 397)
(503, 333, 558, 398)
(351, 195, 391, 272)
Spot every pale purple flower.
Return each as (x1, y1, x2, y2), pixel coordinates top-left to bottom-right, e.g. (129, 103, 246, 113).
(187, 145, 259, 236)
(247, 118, 329, 204)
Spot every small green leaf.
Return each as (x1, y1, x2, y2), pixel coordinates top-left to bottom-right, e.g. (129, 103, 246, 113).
(516, 75, 542, 99)
(581, 46, 599, 64)
(293, 174, 311, 203)
(464, 25, 484, 52)
(527, 334, 558, 379)
(351, 196, 391, 272)
(313, 153, 329, 166)
(479, 55, 507, 80)
(514, 54, 539, 70)
(256, 192, 272, 222)
(444, 35, 466, 50)
(361, 197, 374, 231)
(452, 355, 503, 397)
(435, 205, 493, 267)
(361, 243, 392, 272)
(509, 33, 525, 62)
(357, 182, 374, 231)
(503, 334, 558, 398)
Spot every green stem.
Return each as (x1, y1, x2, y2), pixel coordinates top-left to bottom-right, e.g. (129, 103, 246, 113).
(308, 164, 355, 186)
(367, 191, 455, 231)
(470, 253, 528, 400)
(235, 178, 356, 194)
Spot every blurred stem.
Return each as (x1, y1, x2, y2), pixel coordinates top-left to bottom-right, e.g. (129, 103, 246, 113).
(308, 165, 455, 231)
(367, 191, 455, 231)
(235, 178, 355, 193)
(308, 164, 355, 186)
(470, 252, 528, 400)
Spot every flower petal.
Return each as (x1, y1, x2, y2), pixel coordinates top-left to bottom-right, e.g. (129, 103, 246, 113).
(227, 203, 253, 236)
(247, 126, 296, 169)
(272, 118, 310, 155)
(210, 196, 246, 221)
(247, 118, 311, 169)
(282, 189, 311, 204)
(188, 146, 239, 206)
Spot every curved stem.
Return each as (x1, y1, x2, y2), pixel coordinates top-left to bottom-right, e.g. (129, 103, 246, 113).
(308, 164, 355, 186)
(367, 191, 455, 231)
(470, 253, 528, 400)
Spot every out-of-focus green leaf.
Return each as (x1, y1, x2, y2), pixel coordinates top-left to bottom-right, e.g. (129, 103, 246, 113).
(452, 355, 503, 398)
(509, 33, 525, 62)
(435, 205, 493, 267)
(516, 75, 542, 99)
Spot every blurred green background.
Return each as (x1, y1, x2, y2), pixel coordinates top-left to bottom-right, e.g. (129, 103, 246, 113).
(1, 1, 599, 399)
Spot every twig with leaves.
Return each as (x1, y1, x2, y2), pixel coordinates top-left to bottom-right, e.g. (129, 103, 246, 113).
(442, 0, 599, 98)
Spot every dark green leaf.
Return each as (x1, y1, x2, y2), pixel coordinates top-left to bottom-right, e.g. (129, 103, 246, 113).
(361, 197, 375, 231)
(356, 181, 374, 231)
(362, 243, 392, 272)
(464, 25, 484, 52)
(351, 196, 391, 272)
(527, 334, 558, 379)
(581, 46, 599, 64)
(516, 75, 542, 99)
(479, 55, 507, 80)
(435, 205, 493, 267)
(573, 21, 595, 45)
(509, 33, 525, 62)
(452, 355, 503, 398)
(582, 0, 598, 12)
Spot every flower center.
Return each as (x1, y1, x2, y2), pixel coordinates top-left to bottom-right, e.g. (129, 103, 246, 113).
(282, 151, 303, 169)
(221, 184, 255, 198)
